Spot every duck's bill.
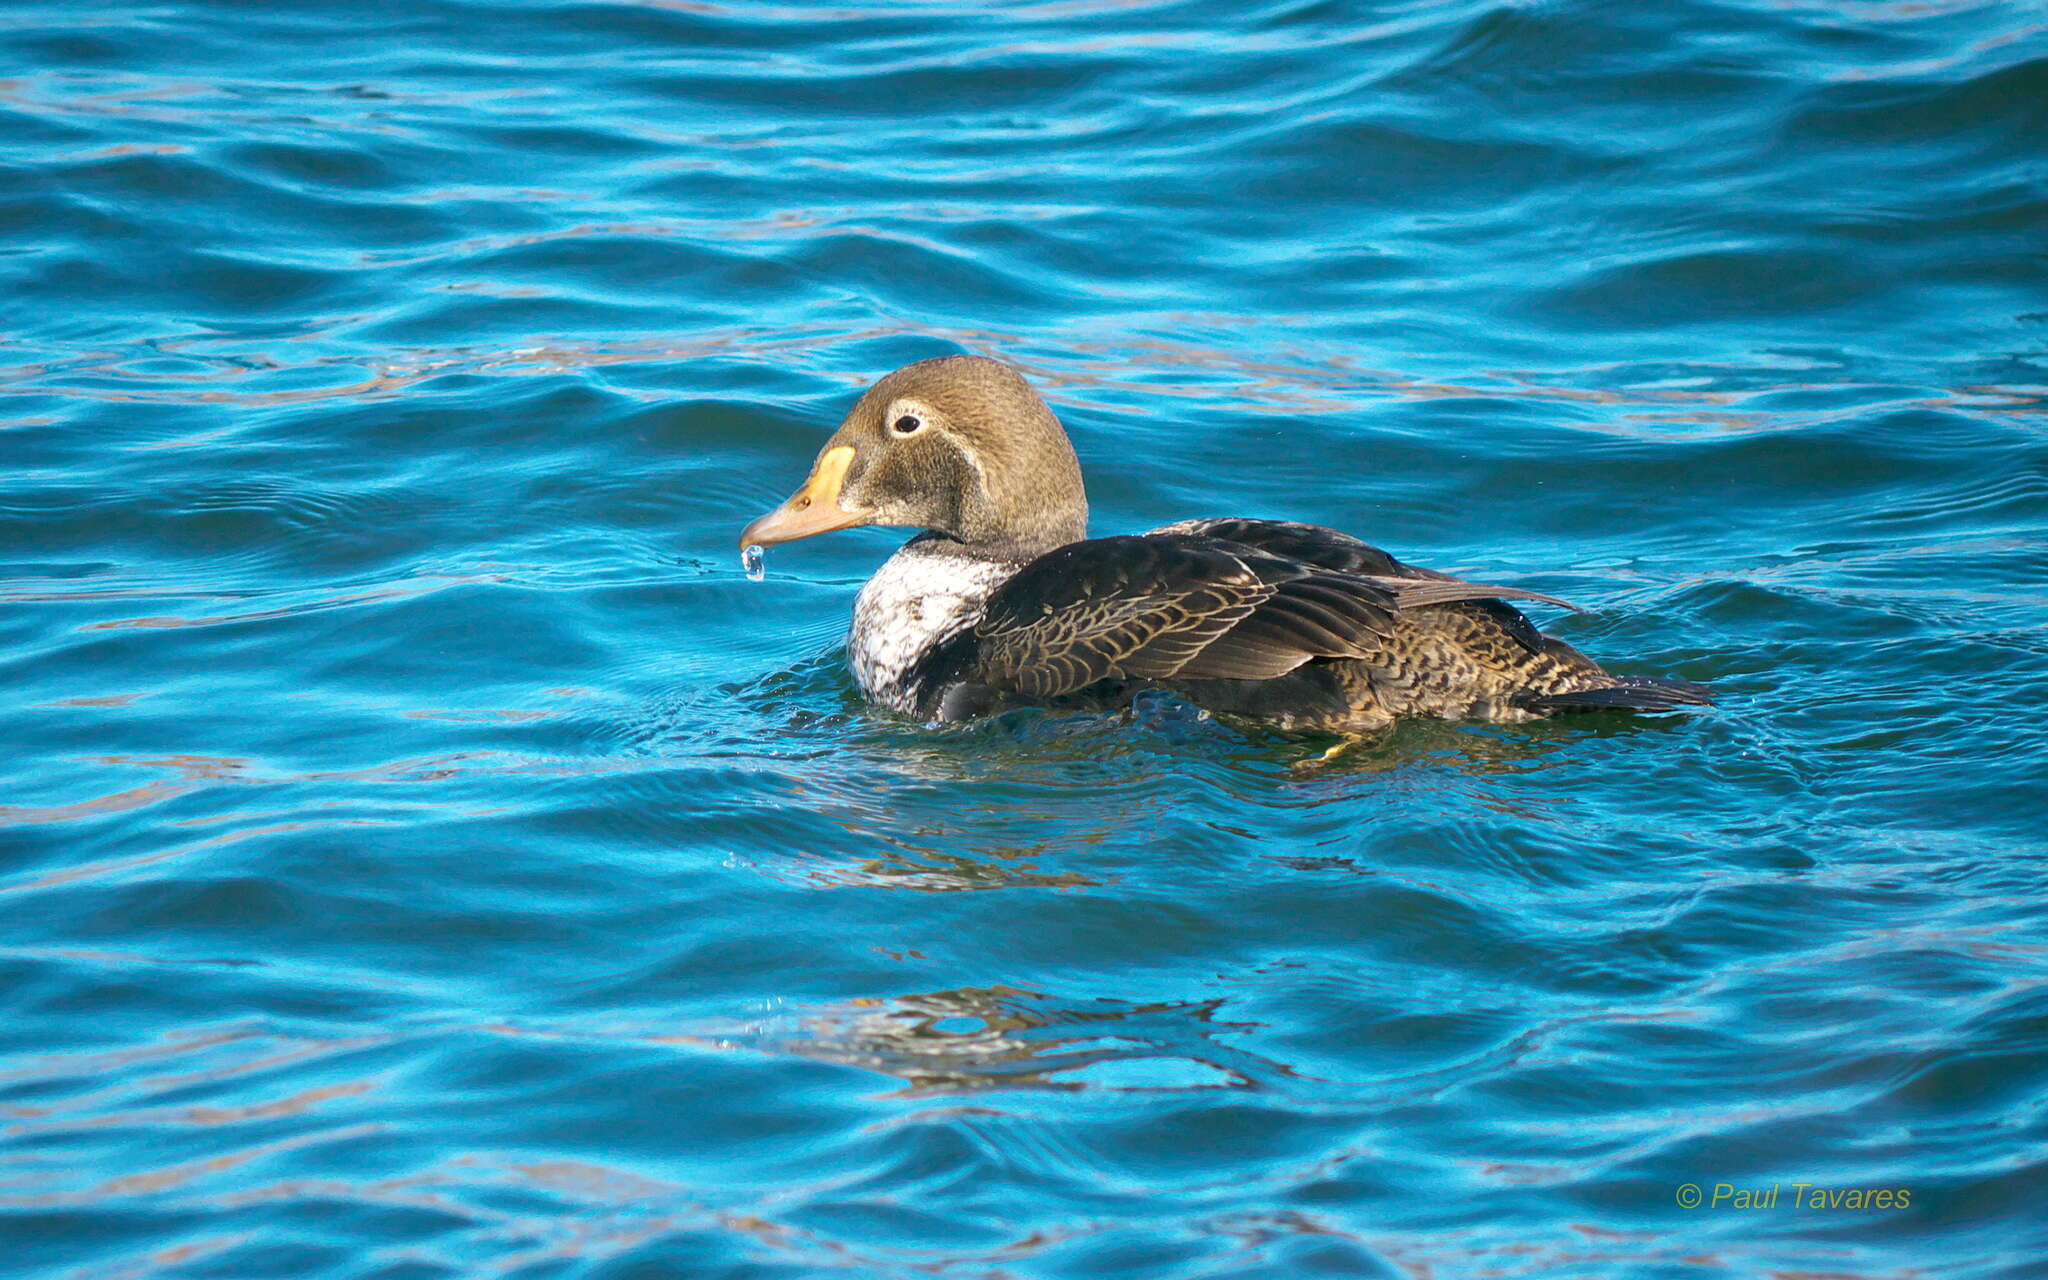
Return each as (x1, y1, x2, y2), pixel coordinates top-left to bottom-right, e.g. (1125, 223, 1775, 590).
(739, 445, 868, 548)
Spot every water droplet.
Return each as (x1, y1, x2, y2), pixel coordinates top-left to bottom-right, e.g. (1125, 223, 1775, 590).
(742, 543, 766, 582)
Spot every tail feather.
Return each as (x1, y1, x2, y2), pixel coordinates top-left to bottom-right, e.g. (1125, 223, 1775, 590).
(1520, 674, 1715, 714)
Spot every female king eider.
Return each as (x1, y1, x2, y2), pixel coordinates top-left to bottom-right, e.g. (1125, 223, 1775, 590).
(740, 354, 1712, 733)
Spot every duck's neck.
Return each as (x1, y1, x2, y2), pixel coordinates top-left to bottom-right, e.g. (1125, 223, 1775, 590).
(945, 485, 1087, 560)
(930, 530, 1077, 563)
(950, 504, 1088, 562)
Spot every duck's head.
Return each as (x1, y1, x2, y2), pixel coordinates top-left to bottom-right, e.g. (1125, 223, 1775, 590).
(740, 354, 1088, 557)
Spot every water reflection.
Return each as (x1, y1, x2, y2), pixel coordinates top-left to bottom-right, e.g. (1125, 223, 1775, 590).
(775, 984, 1284, 1096)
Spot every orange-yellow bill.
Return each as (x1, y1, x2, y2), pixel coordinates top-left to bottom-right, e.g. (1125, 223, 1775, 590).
(739, 446, 865, 548)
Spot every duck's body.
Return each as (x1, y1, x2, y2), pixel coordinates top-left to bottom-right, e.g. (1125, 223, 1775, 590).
(743, 355, 1711, 734)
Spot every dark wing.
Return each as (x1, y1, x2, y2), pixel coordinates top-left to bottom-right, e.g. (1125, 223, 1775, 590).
(940, 534, 1402, 702)
(920, 531, 1583, 713)
(1153, 516, 1578, 653)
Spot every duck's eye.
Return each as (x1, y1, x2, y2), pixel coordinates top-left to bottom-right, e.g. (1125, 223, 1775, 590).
(891, 414, 922, 436)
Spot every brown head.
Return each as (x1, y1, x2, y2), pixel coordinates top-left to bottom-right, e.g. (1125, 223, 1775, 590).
(740, 355, 1088, 556)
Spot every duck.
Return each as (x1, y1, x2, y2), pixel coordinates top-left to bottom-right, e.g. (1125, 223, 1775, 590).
(739, 354, 1712, 733)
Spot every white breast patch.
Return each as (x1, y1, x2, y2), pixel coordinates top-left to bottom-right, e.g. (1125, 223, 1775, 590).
(849, 547, 1020, 712)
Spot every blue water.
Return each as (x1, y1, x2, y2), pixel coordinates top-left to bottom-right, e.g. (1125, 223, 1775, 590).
(4, 1, 2047, 1276)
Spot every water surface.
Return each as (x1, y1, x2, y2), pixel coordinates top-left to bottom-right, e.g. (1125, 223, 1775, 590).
(3, 1, 2047, 1276)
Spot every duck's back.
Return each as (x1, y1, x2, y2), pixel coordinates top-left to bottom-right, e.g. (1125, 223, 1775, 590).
(856, 519, 1710, 730)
